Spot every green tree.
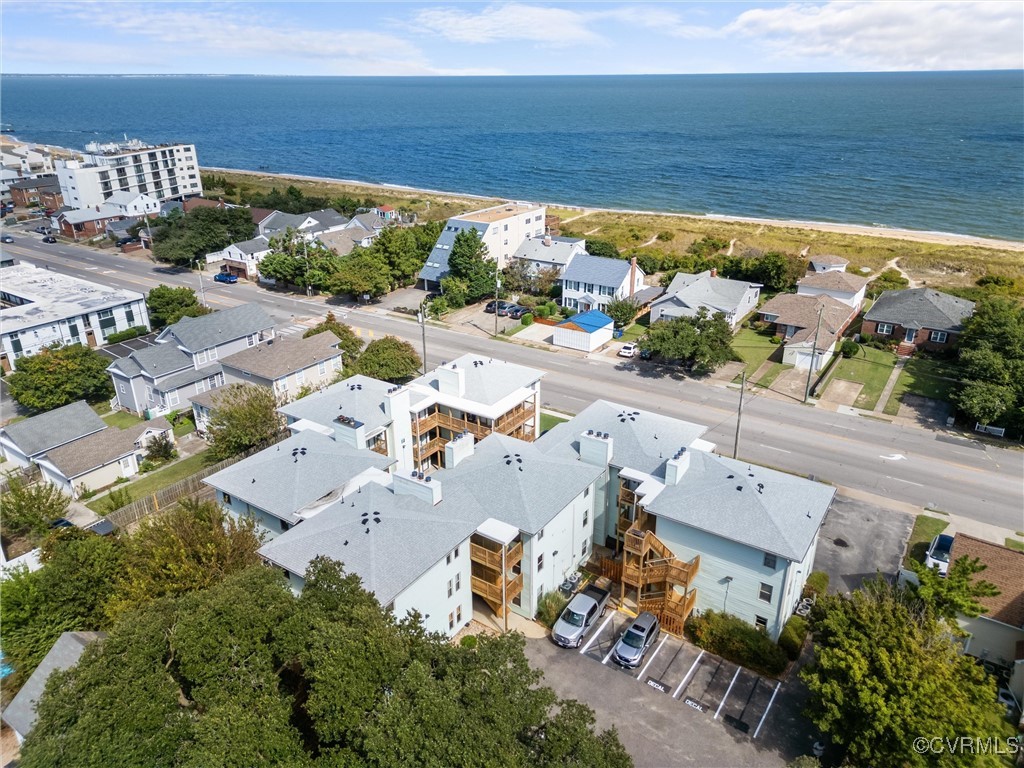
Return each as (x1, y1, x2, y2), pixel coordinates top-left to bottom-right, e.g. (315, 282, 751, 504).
(954, 380, 1015, 425)
(150, 206, 255, 266)
(146, 284, 208, 328)
(500, 258, 534, 295)
(645, 308, 734, 372)
(206, 384, 282, 461)
(7, 344, 114, 411)
(867, 268, 910, 299)
(350, 336, 421, 382)
(0, 474, 70, 539)
(604, 298, 640, 328)
(257, 230, 343, 292)
(447, 228, 496, 302)
(585, 238, 621, 259)
(329, 248, 392, 299)
(303, 311, 364, 366)
(106, 498, 262, 621)
(439, 275, 469, 308)
(802, 578, 998, 768)
(959, 344, 1009, 385)
(960, 295, 1024, 359)
(909, 555, 1000, 622)
(367, 224, 423, 286)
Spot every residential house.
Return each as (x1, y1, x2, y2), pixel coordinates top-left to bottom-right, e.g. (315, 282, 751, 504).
(373, 205, 398, 221)
(56, 139, 201, 208)
(552, 309, 613, 352)
(0, 263, 150, 372)
(650, 269, 761, 328)
(35, 418, 173, 498)
(862, 288, 975, 354)
(559, 255, 645, 313)
(808, 255, 849, 273)
(1, 146, 55, 176)
(0, 400, 106, 469)
(107, 303, 275, 417)
(8, 175, 61, 209)
(796, 270, 869, 310)
(316, 228, 376, 257)
(257, 208, 349, 240)
(52, 207, 131, 241)
(99, 190, 160, 218)
(511, 234, 586, 277)
(419, 202, 546, 289)
(205, 235, 273, 279)
(1, 632, 105, 744)
(160, 200, 183, 217)
(344, 211, 389, 236)
(950, 534, 1024, 705)
(758, 293, 857, 371)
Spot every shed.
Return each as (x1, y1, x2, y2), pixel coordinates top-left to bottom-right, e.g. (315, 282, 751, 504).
(552, 310, 613, 352)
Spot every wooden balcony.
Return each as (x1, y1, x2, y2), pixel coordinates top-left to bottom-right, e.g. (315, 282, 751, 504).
(410, 401, 536, 443)
(471, 572, 523, 605)
(494, 402, 535, 438)
(412, 437, 445, 461)
(616, 510, 650, 537)
(470, 539, 523, 570)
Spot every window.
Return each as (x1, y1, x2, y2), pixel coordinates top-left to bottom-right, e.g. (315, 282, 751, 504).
(119, 382, 126, 394)
(876, 323, 893, 336)
(332, 357, 341, 371)
(456, 605, 462, 624)
(449, 612, 455, 631)
(222, 492, 232, 505)
(537, 528, 544, 541)
(759, 583, 774, 603)
(125, 307, 134, 325)
(246, 334, 256, 347)
(537, 554, 544, 572)
(929, 331, 948, 343)
(581, 540, 588, 557)
(447, 553, 452, 565)
(448, 579, 453, 598)
(208, 346, 218, 360)
(456, 573, 461, 591)
(296, 368, 305, 384)
(318, 360, 327, 376)
(584, 283, 595, 294)
(599, 285, 615, 296)
(197, 349, 208, 365)
(582, 509, 589, 527)
(755, 616, 768, 631)
(584, 486, 590, 498)
(763, 553, 777, 569)
(167, 390, 179, 406)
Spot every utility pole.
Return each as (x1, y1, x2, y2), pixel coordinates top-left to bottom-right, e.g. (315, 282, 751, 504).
(493, 263, 501, 337)
(804, 305, 824, 403)
(302, 237, 311, 297)
(417, 306, 428, 375)
(733, 370, 745, 459)
(193, 259, 207, 307)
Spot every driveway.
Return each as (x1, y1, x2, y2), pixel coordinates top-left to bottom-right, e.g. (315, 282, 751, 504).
(813, 494, 914, 595)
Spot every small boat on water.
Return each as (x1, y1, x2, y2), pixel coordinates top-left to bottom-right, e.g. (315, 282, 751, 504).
(0, 124, 14, 133)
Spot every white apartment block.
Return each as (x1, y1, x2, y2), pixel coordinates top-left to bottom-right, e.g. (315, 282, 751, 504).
(419, 202, 547, 288)
(56, 139, 202, 209)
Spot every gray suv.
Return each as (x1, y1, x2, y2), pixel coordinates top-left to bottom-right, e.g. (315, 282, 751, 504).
(612, 611, 660, 668)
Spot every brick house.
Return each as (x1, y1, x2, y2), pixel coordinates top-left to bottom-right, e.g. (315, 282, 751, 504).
(862, 288, 975, 355)
(8, 176, 61, 209)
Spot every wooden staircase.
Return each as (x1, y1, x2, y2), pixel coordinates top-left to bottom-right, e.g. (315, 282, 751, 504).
(622, 526, 700, 636)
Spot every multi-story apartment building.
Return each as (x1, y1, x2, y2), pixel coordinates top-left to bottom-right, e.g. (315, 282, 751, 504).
(0, 264, 149, 372)
(418, 202, 547, 289)
(56, 139, 202, 209)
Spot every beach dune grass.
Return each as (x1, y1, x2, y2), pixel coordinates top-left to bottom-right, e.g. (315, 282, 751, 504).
(828, 345, 897, 410)
(883, 357, 958, 416)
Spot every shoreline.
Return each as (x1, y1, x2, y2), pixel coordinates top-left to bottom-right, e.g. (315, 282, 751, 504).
(203, 166, 1024, 252)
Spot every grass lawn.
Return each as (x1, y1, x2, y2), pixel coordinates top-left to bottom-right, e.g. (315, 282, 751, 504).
(174, 418, 196, 438)
(90, 401, 112, 415)
(883, 357, 957, 416)
(502, 324, 528, 337)
(828, 345, 897, 410)
(102, 410, 144, 429)
(539, 413, 569, 433)
(732, 328, 782, 379)
(756, 363, 793, 389)
(904, 514, 949, 567)
(86, 451, 209, 513)
(618, 323, 648, 343)
(1006, 538, 1024, 553)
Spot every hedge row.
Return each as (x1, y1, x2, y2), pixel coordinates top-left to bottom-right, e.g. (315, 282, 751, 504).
(685, 609, 787, 677)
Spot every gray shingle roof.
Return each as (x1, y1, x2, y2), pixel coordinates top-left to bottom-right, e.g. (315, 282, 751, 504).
(279, 375, 394, 435)
(347, 212, 385, 232)
(258, 480, 475, 605)
(561, 254, 633, 287)
(653, 270, 757, 318)
(233, 235, 271, 255)
(537, 400, 708, 477)
(45, 418, 170, 479)
(417, 223, 487, 283)
(512, 236, 584, 268)
(797, 271, 869, 292)
(409, 353, 544, 408)
(2, 401, 106, 457)
(157, 363, 222, 391)
(161, 303, 273, 352)
(307, 208, 349, 230)
(643, 450, 835, 562)
(758, 293, 853, 339)
(9, 177, 60, 192)
(205, 430, 394, 524)
(109, 341, 191, 379)
(864, 288, 976, 333)
(259, 211, 308, 234)
(2, 632, 104, 739)
(221, 335, 340, 380)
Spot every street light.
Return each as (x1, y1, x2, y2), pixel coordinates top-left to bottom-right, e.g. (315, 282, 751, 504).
(417, 305, 428, 375)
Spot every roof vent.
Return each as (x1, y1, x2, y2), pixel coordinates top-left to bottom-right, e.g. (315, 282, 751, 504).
(757, 483, 764, 494)
(617, 410, 639, 423)
(587, 429, 594, 435)
(736, 486, 743, 491)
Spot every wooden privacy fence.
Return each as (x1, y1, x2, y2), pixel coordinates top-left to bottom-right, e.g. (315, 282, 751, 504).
(0, 465, 40, 495)
(598, 557, 623, 583)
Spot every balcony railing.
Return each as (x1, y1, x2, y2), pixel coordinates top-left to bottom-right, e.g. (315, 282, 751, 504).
(470, 539, 523, 570)
(412, 436, 445, 461)
(410, 401, 535, 442)
(369, 441, 388, 456)
(471, 572, 524, 605)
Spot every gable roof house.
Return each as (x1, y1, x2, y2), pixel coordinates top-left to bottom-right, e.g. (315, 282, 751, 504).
(808, 255, 849, 273)
(258, 208, 349, 240)
(8, 175, 62, 209)
(0, 400, 106, 469)
(344, 211, 389, 235)
(796, 270, 869, 310)
(204, 235, 273, 279)
(512, 234, 587, 276)
(651, 269, 761, 328)
(862, 288, 975, 354)
(108, 303, 275, 417)
(758, 293, 858, 371)
(560, 255, 645, 313)
(316, 228, 376, 257)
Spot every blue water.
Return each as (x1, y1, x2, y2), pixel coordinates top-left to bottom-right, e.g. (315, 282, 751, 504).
(2, 72, 1022, 240)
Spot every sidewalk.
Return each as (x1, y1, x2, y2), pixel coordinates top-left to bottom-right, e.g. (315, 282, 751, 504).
(873, 357, 907, 413)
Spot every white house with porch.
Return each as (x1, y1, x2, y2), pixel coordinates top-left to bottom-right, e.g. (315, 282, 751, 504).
(559, 255, 644, 313)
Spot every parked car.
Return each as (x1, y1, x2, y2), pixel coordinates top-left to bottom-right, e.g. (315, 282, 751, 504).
(496, 302, 520, 317)
(115, 236, 139, 246)
(33, 225, 51, 234)
(485, 300, 517, 314)
(612, 611, 660, 668)
(213, 272, 238, 284)
(924, 533, 954, 576)
(639, 348, 653, 360)
(0, 234, 13, 243)
(551, 584, 611, 648)
(41, 235, 57, 243)
(508, 305, 531, 320)
(618, 343, 638, 358)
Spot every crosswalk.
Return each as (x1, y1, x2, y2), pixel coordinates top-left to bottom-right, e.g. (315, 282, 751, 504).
(276, 310, 377, 340)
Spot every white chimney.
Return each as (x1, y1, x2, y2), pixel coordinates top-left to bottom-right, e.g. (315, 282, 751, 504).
(543, 234, 552, 247)
(383, 385, 413, 474)
(579, 430, 613, 468)
(710, 267, 718, 278)
(392, 471, 442, 505)
(436, 363, 465, 397)
(664, 448, 690, 486)
(444, 431, 475, 468)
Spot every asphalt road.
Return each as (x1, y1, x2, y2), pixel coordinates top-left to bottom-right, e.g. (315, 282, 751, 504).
(3, 229, 1022, 529)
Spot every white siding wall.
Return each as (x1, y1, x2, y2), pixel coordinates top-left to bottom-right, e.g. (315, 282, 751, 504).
(392, 539, 473, 637)
(796, 285, 865, 310)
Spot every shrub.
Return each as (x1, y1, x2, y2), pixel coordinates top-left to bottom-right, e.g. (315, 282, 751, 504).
(104, 326, 149, 344)
(459, 635, 478, 650)
(536, 591, 569, 628)
(103, 486, 133, 514)
(656, 230, 675, 242)
(535, 304, 552, 318)
(562, 307, 577, 319)
(685, 609, 787, 676)
(138, 459, 159, 473)
(76, 484, 96, 500)
(804, 571, 830, 598)
(145, 433, 177, 462)
(778, 615, 809, 661)
(769, 336, 782, 345)
(521, 313, 534, 326)
(840, 340, 860, 358)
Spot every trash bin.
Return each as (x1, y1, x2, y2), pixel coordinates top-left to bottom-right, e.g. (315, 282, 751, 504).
(613, 329, 624, 339)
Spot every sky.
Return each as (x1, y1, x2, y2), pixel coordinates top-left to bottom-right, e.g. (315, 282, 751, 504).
(2, 1, 1022, 76)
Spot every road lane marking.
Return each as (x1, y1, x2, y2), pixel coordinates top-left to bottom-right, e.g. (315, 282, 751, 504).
(886, 475, 924, 487)
(714, 667, 742, 719)
(752, 681, 782, 740)
(580, 612, 615, 655)
(637, 636, 668, 681)
(673, 650, 704, 699)
(880, 453, 908, 461)
(759, 444, 792, 454)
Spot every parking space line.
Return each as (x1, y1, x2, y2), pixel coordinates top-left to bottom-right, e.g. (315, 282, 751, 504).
(672, 650, 704, 699)
(636, 636, 668, 681)
(580, 612, 615, 655)
(752, 681, 782, 740)
(714, 667, 742, 719)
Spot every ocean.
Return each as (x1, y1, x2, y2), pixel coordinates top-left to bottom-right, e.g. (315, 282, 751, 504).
(1, 72, 1022, 240)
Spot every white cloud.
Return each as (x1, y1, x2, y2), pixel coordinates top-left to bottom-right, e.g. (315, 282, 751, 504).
(413, 2, 602, 45)
(726, 1, 1024, 71)
(594, 6, 718, 40)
